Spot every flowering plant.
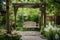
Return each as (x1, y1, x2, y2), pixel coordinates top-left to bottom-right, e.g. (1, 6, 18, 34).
(44, 22, 60, 40)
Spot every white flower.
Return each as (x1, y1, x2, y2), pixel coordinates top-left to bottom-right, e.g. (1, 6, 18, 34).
(52, 26, 57, 31)
(46, 25, 48, 28)
(44, 22, 60, 33)
(3, 2, 6, 5)
(52, 28, 56, 31)
(11, 30, 17, 35)
(44, 22, 56, 32)
(55, 34, 59, 39)
(44, 28, 49, 32)
(57, 28, 60, 32)
(48, 22, 52, 27)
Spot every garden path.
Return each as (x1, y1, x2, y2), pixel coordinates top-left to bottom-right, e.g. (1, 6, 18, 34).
(19, 31, 47, 40)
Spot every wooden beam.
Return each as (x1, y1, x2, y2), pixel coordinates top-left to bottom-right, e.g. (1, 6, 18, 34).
(13, 3, 41, 8)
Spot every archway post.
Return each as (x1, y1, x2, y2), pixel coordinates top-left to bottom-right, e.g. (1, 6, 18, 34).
(6, 0, 11, 34)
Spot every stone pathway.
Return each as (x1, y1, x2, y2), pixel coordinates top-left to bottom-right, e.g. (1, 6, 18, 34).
(19, 31, 47, 40)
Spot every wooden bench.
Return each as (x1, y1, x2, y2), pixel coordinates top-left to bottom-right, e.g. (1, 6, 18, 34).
(23, 21, 39, 28)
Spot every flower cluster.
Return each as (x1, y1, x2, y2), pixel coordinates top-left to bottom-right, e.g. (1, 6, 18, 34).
(44, 22, 60, 32)
(11, 30, 21, 36)
(44, 22, 60, 40)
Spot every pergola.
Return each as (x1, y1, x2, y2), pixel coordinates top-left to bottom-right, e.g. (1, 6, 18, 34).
(6, 0, 47, 33)
(12, 3, 47, 29)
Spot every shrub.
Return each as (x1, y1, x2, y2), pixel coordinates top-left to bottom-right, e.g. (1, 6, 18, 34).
(0, 30, 22, 40)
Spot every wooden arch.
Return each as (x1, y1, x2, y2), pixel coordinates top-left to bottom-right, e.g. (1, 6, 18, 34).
(12, 3, 47, 29)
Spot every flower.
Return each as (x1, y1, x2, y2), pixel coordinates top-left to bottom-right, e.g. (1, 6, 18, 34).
(55, 34, 59, 39)
(44, 22, 60, 32)
(11, 30, 21, 36)
(44, 22, 54, 32)
(11, 30, 18, 36)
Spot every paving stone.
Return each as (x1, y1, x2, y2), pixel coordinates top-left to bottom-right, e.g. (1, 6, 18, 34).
(21, 36, 47, 40)
(19, 31, 40, 36)
(19, 31, 47, 40)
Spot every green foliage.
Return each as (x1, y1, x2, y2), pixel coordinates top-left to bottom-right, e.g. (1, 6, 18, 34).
(0, 0, 6, 11)
(45, 29, 55, 40)
(16, 27, 23, 31)
(40, 26, 45, 34)
(44, 29, 60, 40)
(0, 34, 21, 40)
(11, 0, 41, 3)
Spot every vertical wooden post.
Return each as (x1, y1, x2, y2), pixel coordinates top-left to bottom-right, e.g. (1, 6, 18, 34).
(42, 3, 46, 27)
(39, 8, 43, 30)
(14, 6, 18, 30)
(6, 0, 11, 33)
(41, 2, 47, 27)
(44, 3, 47, 27)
